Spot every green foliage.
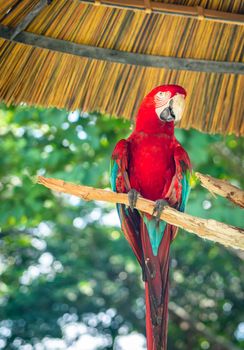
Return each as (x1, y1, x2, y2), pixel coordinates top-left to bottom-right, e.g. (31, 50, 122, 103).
(0, 104, 243, 349)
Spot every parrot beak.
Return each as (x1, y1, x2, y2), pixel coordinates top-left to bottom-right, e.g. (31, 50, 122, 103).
(156, 94, 185, 123)
(159, 99, 175, 122)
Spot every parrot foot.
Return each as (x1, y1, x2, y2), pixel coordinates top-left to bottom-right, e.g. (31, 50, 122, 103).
(128, 189, 140, 210)
(153, 199, 168, 221)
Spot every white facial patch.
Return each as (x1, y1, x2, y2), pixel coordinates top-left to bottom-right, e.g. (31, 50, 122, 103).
(155, 93, 185, 123)
(154, 91, 171, 108)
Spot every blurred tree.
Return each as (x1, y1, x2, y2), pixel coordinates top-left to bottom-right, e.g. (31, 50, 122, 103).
(0, 104, 243, 350)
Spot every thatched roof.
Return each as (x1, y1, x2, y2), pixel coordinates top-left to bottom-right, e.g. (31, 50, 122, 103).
(0, 0, 243, 135)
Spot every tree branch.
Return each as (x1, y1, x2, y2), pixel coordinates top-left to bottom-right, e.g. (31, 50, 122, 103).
(37, 176, 244, 251)
(195, 172, 244, 208)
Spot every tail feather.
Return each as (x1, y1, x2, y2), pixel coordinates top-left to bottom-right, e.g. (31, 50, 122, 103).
(145, 280, 169, 350)
(141, 220, 174, 350)
(145, 282, 154, 350)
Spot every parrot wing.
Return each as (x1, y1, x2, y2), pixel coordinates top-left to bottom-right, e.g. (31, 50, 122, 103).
(176, 146, 192, 212)
(173, 143, 192, 212)
(110, 139, 143, 265)
(164, 143, 192, 212)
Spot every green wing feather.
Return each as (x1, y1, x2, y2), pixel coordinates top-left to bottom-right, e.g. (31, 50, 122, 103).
(179, 169, 191, 212)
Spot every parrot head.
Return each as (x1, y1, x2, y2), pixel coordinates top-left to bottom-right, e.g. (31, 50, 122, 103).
(135, 84, 187, 134)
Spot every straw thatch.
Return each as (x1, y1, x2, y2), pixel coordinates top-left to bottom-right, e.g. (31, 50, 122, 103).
(0, 0, 243, 135)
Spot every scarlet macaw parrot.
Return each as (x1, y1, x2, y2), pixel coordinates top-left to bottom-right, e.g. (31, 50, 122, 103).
(110, 85, 191, 350)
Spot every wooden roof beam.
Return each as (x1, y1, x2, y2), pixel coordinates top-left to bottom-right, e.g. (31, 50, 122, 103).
(10, 0, 51, 40)
(79, 0, 244, 26)
(0, 25, 243, 74)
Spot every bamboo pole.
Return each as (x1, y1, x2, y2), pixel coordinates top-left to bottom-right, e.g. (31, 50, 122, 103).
(195, 172, 244, 208)
(79, 0, 244, 26)
(37, 176, 244, 251)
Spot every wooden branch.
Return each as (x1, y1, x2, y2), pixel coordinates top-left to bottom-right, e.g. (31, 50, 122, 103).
(169, 302, 241, 350)
(37, 176, 244, 251)
(0, 25, 244, 74)
(195, 172, 244, 208)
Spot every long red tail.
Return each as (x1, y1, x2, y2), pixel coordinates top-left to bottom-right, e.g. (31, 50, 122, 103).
(142, 222, 175, 350)
(145, 282, 154, 350)
(145, 279, 169, 350)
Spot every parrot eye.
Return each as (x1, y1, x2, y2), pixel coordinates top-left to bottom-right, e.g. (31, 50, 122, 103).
(155, 91, 169, 100)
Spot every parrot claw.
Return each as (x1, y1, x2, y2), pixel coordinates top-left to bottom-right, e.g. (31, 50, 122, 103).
(128, 189, 140, 210)
(153, 199, 168, 221)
